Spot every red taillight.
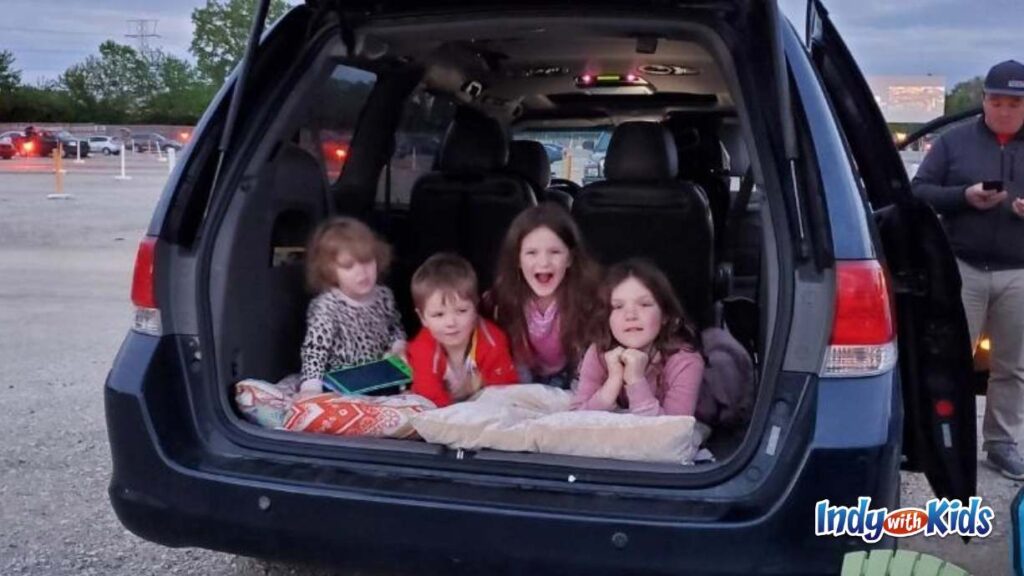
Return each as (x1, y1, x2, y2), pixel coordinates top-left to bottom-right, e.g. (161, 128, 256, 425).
(22, 141, 34, 154)
(831, 260, 893, 345)
(335, 148, 347, 159)
(131, 236, 158, 308)
(823, 260, 897, 377)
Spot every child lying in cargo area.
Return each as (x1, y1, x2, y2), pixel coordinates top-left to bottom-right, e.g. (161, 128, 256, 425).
(406, 253, 520, 407)
(571, 258, 705, 417)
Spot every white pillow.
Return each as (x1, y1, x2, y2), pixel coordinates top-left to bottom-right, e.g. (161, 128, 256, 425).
(412, 384, 708, 464)
(529, 411, 707, 464)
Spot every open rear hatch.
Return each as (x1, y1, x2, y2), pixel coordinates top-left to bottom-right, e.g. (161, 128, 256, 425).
(805, 0, 976, 503)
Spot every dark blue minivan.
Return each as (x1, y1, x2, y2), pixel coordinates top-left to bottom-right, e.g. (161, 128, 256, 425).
(105, 1, 977, 573)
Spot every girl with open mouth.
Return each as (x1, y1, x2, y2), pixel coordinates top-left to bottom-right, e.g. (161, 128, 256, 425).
(489, 205, 601, 388)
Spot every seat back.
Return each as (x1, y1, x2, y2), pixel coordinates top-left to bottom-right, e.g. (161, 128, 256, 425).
(574, 122, 714, 328)
(408, 109, 536, 289)
(218, 144, 328, 382)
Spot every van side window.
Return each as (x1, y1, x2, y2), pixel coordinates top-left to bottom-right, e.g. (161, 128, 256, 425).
(297, 64, 377, 183)
(376, 90, 458, 207)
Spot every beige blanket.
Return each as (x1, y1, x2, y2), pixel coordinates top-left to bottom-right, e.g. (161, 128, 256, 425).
(412, 385, 708, 464)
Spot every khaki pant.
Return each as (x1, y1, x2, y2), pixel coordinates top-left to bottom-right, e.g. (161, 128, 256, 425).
(957, 260, 1024, 450)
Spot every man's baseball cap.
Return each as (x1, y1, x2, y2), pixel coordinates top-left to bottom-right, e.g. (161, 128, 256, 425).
(984, 60, 1024, 97)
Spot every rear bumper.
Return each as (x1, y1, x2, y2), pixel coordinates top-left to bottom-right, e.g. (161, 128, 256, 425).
(106, 333, 900, 575)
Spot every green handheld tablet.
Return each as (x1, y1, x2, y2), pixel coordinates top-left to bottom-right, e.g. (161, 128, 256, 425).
(322, 356, 413, 396)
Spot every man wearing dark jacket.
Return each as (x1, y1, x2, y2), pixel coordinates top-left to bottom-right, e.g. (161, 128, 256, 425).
(913, 59, 1024, 479)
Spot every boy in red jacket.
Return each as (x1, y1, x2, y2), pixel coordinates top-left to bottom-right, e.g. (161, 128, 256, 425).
(408, 253, 518, 407)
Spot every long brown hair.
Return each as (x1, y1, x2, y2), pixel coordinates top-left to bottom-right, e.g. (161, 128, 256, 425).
(490, 204, 601, 368)
(594, 258, 700, 357)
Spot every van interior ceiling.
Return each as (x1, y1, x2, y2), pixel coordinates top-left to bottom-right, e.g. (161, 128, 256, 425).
(206, 13, 777, 477)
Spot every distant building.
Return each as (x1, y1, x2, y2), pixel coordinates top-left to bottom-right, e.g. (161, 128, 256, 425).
(867, 75, 946, 124)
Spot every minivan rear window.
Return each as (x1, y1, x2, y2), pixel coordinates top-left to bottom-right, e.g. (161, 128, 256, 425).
(513, 129, 612, 186)
(376, 90, 459, 207)
(297, 64, 377, 182)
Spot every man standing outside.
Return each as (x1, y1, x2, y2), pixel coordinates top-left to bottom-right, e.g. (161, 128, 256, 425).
(913, 60, 1024, 479)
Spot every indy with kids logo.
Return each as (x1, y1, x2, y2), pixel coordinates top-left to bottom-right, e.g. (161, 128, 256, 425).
(815, 497, 995, 543)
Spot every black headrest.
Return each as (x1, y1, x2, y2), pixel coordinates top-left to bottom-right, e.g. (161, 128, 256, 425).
(675, 127, 701, 151)
(604, 122, 679, 182)
(508, 140, 551, 191)
(439, 108, 509, 174)
(665, 118, 728, 177)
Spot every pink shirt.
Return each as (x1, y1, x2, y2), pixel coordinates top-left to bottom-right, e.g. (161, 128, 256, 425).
(571, 344, 704, 416)
(525, 299, 567, 377)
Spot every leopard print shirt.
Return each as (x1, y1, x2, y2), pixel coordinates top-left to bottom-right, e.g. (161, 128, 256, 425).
(300, 285, 406, 381)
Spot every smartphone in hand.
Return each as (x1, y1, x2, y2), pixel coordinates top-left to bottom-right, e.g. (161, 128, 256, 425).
(983, 180, 1004, 192)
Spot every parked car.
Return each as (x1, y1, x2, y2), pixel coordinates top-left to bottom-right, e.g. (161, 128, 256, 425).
(0, 131, 26, 156)
(581, 130, 612, 184)
(6, 127, 88, 158)
(1, 128, 53, 157)
(542, 142, 565, 164)
(88, 135, 123, 155)
(318, 130, 352, 181)
(12, 127, 59, 158)
(130, 133, 183, 153)
(105, 1, 976, 575)
(0, 135, 14, 160)
(56, 131, 90, 158)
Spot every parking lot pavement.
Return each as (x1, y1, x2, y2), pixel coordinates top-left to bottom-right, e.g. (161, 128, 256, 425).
(0, 154, 1017, 575)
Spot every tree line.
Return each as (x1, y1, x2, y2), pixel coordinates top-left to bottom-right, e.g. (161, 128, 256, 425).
(0, 0, 289, 125)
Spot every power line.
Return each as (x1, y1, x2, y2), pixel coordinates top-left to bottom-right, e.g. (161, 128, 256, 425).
(125, 19, 160, 57)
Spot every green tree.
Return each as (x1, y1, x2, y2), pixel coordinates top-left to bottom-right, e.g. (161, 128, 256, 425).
(2, 40, 218, 124)
(60, 65, 102, 120)
(60, 41, 161, 120)
(946, 76, 984, 115)
(190, 0, 291, 86)
(0, 86, 76, 123)
(54, 41, 217, 123)
(142, 56, 216, 124)
(0, 50, 22, 92)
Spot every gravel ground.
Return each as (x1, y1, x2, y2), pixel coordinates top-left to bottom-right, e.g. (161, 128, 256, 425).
(0, 155, 1017, 575)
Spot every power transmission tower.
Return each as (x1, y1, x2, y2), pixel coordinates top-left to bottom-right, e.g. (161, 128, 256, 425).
(125, 19, 160, 57)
